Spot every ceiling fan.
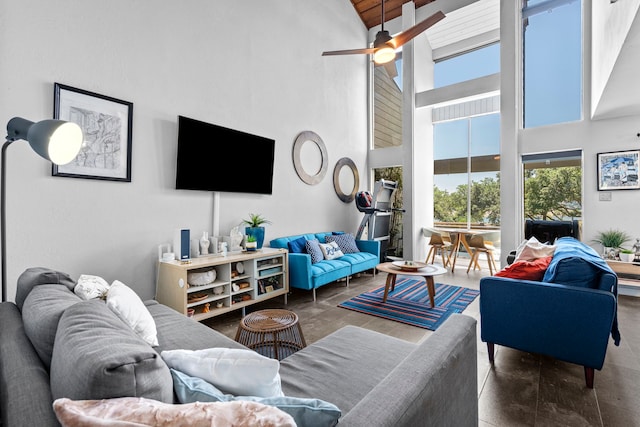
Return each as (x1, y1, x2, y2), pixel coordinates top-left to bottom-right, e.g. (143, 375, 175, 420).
(322, 1, 445, 78)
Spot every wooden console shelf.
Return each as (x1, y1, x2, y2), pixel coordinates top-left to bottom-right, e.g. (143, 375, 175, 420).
(156, 248, 288, 322)
(606, 260, 640, 290)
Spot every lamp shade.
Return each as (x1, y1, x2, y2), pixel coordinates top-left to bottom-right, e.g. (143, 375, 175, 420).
(373, 45, 396, 65)
(372, 31, 396, 65)
(6, 117, 82, 165)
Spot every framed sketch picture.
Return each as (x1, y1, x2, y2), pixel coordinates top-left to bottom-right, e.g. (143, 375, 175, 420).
(597, 150, 640, 191)
(53, 83, 133, 182)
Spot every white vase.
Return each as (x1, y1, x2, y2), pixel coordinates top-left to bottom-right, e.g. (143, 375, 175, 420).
(200, 231, 210, 255)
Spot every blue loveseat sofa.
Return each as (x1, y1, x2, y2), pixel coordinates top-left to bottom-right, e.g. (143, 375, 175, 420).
(480, 237, 620, 388)
(270, 232, 380, 301)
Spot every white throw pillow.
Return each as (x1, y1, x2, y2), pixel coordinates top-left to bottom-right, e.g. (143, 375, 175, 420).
(74, 274, 110, 300)
(515, 236, 557, 262)
(161, 348, 283, 398)
(106, 280, 159, 347)
(319, 241, 344, 260)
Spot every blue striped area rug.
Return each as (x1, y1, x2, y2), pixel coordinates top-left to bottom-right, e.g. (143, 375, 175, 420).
(338, 278, 479, 331)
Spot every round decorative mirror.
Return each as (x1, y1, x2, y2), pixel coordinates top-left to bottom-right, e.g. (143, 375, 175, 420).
(292, 131, 328, 185)
(333, 157, 359, 203)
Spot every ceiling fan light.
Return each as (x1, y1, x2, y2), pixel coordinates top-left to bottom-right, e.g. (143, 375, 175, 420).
(373, 45, 395, 65)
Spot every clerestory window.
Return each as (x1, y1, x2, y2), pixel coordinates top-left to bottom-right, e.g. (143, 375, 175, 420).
(522, 0, 582, 128)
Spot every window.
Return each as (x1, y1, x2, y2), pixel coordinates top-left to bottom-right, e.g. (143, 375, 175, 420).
(434, 43, 500, 88)
(522, 150, 582, 221)
(522, 0, 582, 128)
(433, 114, 500, 228)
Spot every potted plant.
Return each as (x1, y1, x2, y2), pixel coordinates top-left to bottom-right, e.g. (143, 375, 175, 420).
(245, 234, 258, 251)
(592, 229, 631, 259)
(619, 248, 635, 262)
(241, 213, 271, 249)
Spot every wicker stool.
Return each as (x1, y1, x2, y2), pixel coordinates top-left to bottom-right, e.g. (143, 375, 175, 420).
(234, 309, 306, 360)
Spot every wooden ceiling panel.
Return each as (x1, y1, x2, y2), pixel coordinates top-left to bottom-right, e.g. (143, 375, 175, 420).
(350, 0, 435, 29)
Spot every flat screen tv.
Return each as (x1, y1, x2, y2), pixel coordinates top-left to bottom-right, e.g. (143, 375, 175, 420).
(175, 115, 275, 194)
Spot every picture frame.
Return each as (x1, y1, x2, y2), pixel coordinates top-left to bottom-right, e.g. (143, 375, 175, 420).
(53, 83, 133, 182)
(597, 150, 640, 191)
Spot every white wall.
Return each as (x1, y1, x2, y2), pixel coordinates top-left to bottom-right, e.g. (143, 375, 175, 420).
(0, 0, 369, 301)
(591, 0, 640, 118)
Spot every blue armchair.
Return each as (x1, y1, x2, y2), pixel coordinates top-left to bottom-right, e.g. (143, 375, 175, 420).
(480, 237, 620, 388)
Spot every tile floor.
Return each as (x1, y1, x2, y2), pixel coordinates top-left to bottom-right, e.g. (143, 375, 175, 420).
(204, 260, 640, 427)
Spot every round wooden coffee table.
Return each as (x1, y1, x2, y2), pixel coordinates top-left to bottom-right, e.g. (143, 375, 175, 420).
(234, 309, 306, 360)
(375, 262, 448, 307)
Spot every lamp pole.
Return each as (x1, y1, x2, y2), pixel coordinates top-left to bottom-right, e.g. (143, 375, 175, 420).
(1, 140, 15, 302)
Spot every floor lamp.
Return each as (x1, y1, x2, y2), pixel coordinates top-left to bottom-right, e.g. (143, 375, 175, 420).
(2, 117, 83, 302)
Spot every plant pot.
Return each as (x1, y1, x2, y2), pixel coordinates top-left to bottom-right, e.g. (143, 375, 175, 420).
(245, 241, 258, 251)
(620, 252, 635, 262)
(245, 227, 265, 249)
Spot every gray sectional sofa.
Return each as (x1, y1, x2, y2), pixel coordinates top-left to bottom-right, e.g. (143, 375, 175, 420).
(0, 267, 479, 427)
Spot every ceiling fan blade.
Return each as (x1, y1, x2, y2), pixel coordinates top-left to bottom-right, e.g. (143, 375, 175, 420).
(390, 11, 445, 49)
(322, 47, 375, 56)
(382, 61, 398, 79)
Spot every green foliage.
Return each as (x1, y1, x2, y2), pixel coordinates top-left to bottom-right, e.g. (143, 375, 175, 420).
(592, 229, 631, 248)
(523, 167, 582, 220)
(241, 213, 271, 228)
(246, 235, 257, 242)
(433, 175, 501, 225)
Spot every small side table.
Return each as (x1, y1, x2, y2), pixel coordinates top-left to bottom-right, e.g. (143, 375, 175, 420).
(235, 309, 306, 360)
(375, 262, 447, 307)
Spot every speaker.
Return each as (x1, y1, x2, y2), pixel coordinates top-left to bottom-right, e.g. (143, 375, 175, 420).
(174, 229, 191, 261)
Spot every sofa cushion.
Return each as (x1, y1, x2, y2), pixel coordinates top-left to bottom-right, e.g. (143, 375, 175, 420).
(319, 241, 344, 260)
(74, 274, 110, 300)
(15, 267, 76, 312)
(22, 284, 82, 368)
(279, 325, 415, 414)
(0, 302, 61, 427)
(306, 239, 324, 264)
(145, 301, 246, 352)
(514, 236, 556, 262)
(543, 238, 614, 289)
(161, 348, 283, 398)
(269, 234, 317, 250)
(287, 236, 308, 254)
(171, 368, 341, 427)
(544, 257, 604, 289)
(52, 397, 296, 427)
(326, 233, 360, 254)
(50, 299, 173, 402)
(339, 251, 378, 270)
(106, 280, 159, 346)
(495, 256, 553, 281)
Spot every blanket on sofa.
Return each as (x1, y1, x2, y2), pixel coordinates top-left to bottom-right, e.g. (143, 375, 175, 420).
(542, 237, 621, 345)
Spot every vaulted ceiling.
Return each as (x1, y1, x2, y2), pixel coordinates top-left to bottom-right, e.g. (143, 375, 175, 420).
(349, 0, 640, 120)
(350, 0, 435, 29)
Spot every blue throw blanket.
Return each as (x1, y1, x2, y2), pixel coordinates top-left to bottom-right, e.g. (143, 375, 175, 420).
(543, 237, 621, 345)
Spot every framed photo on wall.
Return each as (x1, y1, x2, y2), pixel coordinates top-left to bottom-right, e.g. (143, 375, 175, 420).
(597, 150, 640, 191)
(52, 83, 133, 182)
